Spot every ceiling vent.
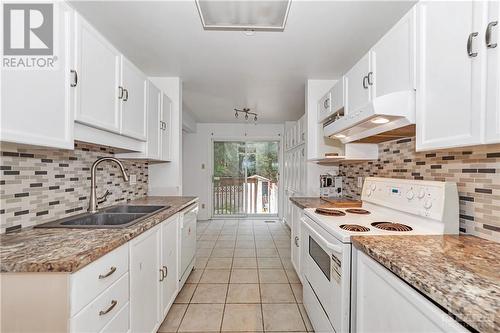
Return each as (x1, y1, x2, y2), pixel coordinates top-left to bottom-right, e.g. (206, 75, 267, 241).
(195, 0, 292, 31)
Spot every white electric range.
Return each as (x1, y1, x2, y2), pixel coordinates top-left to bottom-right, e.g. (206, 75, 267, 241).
(300, 177, 459, 333)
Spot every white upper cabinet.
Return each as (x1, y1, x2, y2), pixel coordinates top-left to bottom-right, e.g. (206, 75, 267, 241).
(371, 8, 416, 98)
(147, 82, 162, 160)
(416, 1, 487, 151)
(74, 14, 121, 133)
(345, 52, 372, 115)
(121, 57, 147, 141)
(485, 1, 500, 143)
(1, 2, 74, 149)
(160, 93, 173, 161)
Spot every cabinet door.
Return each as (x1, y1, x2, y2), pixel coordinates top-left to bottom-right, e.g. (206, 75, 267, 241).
(345, 52, 371, 114)
(75, 14, 121, 133)
(160, 93, 172, 161)
(160, 216, 179, 319)
(121, 57, 147, 140)
(147, 82, 162, 159)
(330, 78, 345, 115)
(130, 226, 161, 333)
(371, 7, 415, 98)
(416, 1, 486, 150)
(318, 90, 332, 122)
(291, 206, 301, 276)
(1, 2, 74, 149)
(486, 1, 500, 143)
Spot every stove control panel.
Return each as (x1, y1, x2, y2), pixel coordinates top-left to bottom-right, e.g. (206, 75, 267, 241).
(361, 177, 457, 221)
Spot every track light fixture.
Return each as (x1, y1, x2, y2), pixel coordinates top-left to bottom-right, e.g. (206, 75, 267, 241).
(234, 108, 258, 123)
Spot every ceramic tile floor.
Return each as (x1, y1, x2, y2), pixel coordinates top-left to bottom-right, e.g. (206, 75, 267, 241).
(158, 219, 314, 333)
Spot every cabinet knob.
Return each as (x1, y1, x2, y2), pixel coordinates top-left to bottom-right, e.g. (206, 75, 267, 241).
(70, 69, 78, 87)
(467, 32, 479, 57)
(362, 76, 368, 89)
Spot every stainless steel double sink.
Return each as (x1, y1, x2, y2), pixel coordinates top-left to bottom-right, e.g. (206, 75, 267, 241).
(35, 205, 170, 229)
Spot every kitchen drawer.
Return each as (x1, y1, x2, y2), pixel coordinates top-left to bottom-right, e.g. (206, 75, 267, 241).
(303, 280, 334, 333)
(100, 302, 130, 333)
(70, 243, 129, 315)
(70, 273, 129, 333)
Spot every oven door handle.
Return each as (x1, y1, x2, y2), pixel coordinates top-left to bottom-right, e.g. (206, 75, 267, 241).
(301, 218, 343, 254)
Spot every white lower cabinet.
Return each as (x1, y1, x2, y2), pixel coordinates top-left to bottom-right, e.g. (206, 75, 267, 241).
(160, 215, 180, 319)
(352, 249, 468, 333)
(290, 204, 303, 281)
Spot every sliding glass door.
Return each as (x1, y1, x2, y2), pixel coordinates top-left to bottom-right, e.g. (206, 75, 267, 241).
(212, 140, 279, 217)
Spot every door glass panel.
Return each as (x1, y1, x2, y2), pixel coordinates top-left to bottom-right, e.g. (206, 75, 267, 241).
(212, 141, 279, 217)
(309, 236, 331, 281)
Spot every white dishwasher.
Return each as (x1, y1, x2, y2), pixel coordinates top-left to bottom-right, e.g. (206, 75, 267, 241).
(178, 203, 198, 287)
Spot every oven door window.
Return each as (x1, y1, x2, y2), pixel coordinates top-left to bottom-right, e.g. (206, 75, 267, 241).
(309, 236, 330, 281)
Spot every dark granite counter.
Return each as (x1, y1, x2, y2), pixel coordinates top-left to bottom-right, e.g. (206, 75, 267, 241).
(352, 235, 500, 333)
(0, 196, 197, 273)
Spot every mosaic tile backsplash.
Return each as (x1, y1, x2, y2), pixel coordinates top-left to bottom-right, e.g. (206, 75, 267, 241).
(339, 137, 500, 242)
(0, 142, 148, 233)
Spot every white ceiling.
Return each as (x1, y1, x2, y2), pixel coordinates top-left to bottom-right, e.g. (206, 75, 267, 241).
(70, 0, 416, 123)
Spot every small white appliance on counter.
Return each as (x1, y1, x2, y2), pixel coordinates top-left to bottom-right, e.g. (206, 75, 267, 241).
(320, 175, 343, 198)
(301, 177, 459, 333)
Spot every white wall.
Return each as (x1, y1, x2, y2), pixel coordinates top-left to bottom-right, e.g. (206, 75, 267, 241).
(148, 77, 183, 195)
(183, 123, 284, 220)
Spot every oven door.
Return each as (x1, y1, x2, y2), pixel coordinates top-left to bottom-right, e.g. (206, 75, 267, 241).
(301, 216, 350, 333)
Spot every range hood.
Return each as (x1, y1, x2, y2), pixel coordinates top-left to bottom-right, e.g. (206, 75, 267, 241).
(308, 143, 379, 164)
(323, 90, 416, 143)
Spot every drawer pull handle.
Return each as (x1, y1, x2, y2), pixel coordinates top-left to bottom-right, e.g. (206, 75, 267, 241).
(160, 268, 165, 282)
(99, 300, 117, 316)
(98, 266, 116, 279)
(163, 265, 168, 278)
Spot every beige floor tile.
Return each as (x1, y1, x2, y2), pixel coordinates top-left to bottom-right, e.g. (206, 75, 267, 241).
(178, 303, 224, 332)
(186, 269, 203, 283)
(230, 268, 259, 283)
(257, 258, 283, 269)
(258, 269, 288, 283)
(211, 247, 235, 258)
(234, 248, 257, 258)
(256, 247, 279, 258)
(274, 240, 290, 248)
(158, 304, 188, 332)
(226, 284, 261, 303)
(196, 247, 213, 257)
(233, 257, 258, 268)
(194, 257, 208, 269)
(262, 304, 306, 332)
(191, 284, 228, 303)
(281, 257, 294, 269)
(260, 284, 296, 303)
(200, 234, 219, 241)
(290, 283, 303, 303)
(215, 240, 236, 248)
(218, 234, 237, 240)
(200, 269, 231, 283)
(221, 304, 263, 332)
(298, 303, 314, 331)
(197, 240, 216, 249)
(206, 257, 233, 269)
(236, 235, 254, 241)
(285, 269, 300, 283)
(235, 240, 255, 249)
(174, 283, 197, 304)
(255, 240, 276, 249)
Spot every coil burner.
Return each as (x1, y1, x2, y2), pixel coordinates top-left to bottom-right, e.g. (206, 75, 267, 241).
(371, 222, 413, 232)
(339, 224, 370, 232)
(315, 208, 346, 216)
(345, 208, 371, 215)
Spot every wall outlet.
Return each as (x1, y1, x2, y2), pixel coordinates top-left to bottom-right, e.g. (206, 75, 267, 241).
(201, 203, 205, 209)
(129, 174, 137, 185)
(357, 177, 363, 188)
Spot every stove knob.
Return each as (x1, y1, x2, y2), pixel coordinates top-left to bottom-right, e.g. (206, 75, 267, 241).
(370, 184, 376, 191)
(418, 188, 426, 199)
(423, 199, 432, 210)
(366, 189, 372, 197)
(406, 190, 415, 200)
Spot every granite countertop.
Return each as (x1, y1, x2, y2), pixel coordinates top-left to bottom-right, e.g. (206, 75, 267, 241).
(290, 196, 361, 209)
(0, 196, 197, 273)
(352, 235, 500, 333)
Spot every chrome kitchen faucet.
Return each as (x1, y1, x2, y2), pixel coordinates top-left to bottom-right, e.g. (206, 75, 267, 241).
(88, 157, 129, 213)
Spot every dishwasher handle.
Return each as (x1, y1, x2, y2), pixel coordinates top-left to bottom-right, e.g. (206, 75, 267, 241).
(301, 217, 343, 255)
